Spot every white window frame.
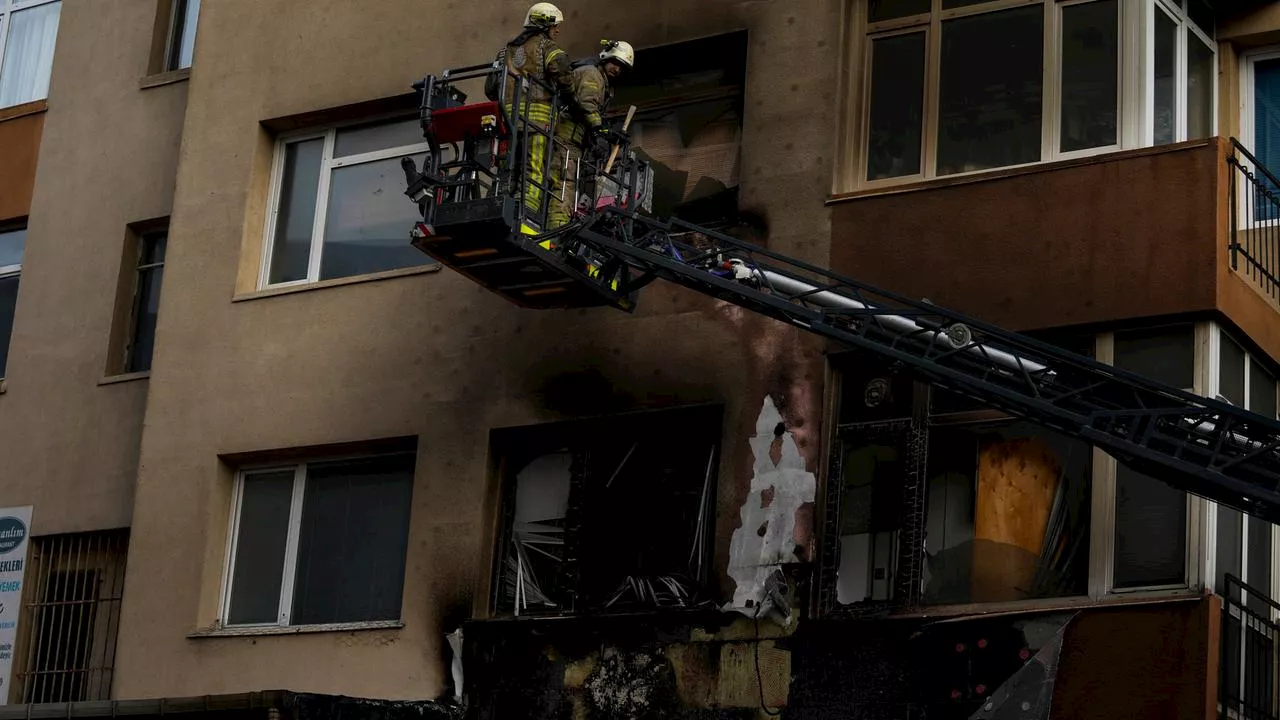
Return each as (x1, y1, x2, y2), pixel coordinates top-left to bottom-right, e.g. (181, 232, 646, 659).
(1147, 0, 1217, 146)
(1201, 324, 1280, 717)
(1236, 46, 1280, 231)
(258, 113, 432, 290)
(217, 453, 415, 629)
(0, 0, 62, 110)
(1088, 322, 1210, 599)
(853, 0, 1133, 191)
(1202, 325, 1280, 613)
(842, 0, 1217, 193)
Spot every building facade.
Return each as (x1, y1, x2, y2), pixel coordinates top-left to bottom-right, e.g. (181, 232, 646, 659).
(0, 0, 1276, 718)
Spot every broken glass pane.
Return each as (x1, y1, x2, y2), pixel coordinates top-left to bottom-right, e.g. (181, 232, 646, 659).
(504, 452, 572, 614)
(836, 441, 902, 605)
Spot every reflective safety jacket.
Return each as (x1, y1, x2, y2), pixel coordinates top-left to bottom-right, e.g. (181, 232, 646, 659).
(484, 30, 575, 108)
(570, 61, 612, 130)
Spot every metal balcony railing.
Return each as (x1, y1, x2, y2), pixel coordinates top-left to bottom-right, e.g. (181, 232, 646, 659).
(1220, 574, 1280, 720)
(1228, 139, 1280, 305)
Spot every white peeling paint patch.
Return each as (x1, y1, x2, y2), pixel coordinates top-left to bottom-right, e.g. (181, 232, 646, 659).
(724, 395, 816, 619)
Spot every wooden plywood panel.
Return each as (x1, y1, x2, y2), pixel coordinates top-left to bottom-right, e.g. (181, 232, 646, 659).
(971, 437, 1060, 601)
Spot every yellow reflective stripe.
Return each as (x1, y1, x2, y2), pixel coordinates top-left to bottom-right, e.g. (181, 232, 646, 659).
(504, 104, 554, 124)
(546, 48, 565, 63)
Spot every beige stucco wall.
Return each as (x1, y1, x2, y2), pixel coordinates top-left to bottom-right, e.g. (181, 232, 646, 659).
(0, 0, 186, 536)
(112, 0, 839, 702)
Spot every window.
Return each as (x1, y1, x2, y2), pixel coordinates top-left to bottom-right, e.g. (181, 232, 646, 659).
(14, 530, 128, 704)
(1111, 325, 1195, 589)
(1152, 0, 1215, 146)
(860, 0, 1121, 184)
(1240, 48, 1280, 225)
(822, 325, 1223, 613)
(221, 453, 415, 627)
(922, 418, 1092, 605)
(493, 405, 721, 616)
(261, 116, 434, 288)
(164, 0, 198, 71)
(123, 230, 165, 374)
(612, 32, 746, 225)
(0, 0, 61, 109)
(0, 226, 23, 380)
(852, 0, 1215, 188)
(1212, 330, 1278, 614)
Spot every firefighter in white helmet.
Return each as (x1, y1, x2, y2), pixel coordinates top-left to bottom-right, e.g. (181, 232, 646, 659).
(483, 3, 577, 233)
(550, 39, 635, 229)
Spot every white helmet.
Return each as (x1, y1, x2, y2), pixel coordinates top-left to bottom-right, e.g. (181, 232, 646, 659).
(524, 3, 564, 28)
(599, 39, 635, 69)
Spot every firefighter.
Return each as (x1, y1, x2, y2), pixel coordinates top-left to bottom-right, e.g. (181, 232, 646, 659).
(549, 39, 635, 229)
(484, 3, 576, 232)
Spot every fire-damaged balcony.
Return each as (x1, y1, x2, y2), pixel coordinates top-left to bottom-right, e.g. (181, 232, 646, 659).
(829, 137, 1280, 362)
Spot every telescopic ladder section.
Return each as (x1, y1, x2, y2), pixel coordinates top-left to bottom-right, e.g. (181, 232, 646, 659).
(561, 207, 1280, 525)
(400, 64, 1280, 526)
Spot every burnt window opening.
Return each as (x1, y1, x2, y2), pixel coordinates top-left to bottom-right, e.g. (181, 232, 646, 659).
(604, 31, 747, 230)
(921, 415, 1092, 605)
(492, 405, 723, 617)
(822, 346, 1094, 615)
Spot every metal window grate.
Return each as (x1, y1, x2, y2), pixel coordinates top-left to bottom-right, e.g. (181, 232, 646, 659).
(14, 529, 128, 704)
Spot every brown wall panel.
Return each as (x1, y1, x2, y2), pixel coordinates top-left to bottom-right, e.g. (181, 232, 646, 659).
(0, 110, 44, 222)
(830, 141, 1223, 333)
(1053, 597, 1219, 720)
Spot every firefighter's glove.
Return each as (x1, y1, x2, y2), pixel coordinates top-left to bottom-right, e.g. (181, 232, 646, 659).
(590, 127, 613, 157)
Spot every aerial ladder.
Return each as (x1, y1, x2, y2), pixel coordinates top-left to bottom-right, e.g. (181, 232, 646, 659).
(399, 62, 1280, 528)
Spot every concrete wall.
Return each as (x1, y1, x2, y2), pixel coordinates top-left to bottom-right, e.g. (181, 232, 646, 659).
(0, 0, 187, 536)
(111, 0, 838, 702)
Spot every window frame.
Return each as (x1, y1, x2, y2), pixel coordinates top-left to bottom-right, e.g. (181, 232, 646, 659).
(0, 0, 62, 111)
(1088, 323, 1209, 598)
(855, 0, 1130, 191)
(822, 322, 1220, 617)
(258, 112, 433, 291)
(1236, 45, 1280, 231)
(1202, 325, 1280, 618)
(122, 229, 166, 374)
(1148, 0, 1217, 146)
(489, 405, 724, 619)
(0, 222, 25, 382)
(163, 0, 199, 72)
(842, 0, 1217, 193)
(217, 451, 416, 630)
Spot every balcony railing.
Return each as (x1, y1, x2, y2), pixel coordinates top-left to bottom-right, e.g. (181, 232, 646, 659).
(1228, 139, 1280, 305)
(1220, 574, 1279, 720)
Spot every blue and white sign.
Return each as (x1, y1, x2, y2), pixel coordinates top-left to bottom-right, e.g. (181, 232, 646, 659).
(0, 506, 32, 705)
